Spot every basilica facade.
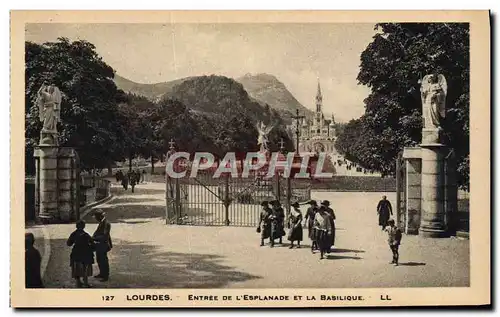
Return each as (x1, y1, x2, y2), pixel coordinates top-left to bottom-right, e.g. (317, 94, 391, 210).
(291, 80, 338, 154)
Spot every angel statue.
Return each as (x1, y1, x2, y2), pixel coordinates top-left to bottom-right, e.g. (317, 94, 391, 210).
(36, 84, 62, 145)
(420, 74, 447, 129)
(256, 121, 275, 151)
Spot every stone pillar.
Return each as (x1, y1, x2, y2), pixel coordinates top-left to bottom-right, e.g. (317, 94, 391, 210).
(420, 129, 448, 237)
(57, 148, 79, 222)
(34, 146, 79, 223)
(34, 146, 59, 222)
(402, 147, 422, 235)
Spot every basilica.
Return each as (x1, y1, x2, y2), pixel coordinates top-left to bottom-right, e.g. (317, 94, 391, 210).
(291, 80, 338, 154)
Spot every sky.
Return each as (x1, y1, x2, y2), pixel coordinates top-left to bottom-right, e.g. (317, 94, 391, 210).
(25, 23, 377, 122)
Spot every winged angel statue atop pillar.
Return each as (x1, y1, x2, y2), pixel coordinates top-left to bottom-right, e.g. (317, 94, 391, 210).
(36, 84, 62, 145)
(420, 74, 447, 129)
(256, 121, 275, 152)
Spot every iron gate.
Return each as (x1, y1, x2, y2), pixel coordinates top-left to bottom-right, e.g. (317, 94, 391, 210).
(165, 164, 311, 227)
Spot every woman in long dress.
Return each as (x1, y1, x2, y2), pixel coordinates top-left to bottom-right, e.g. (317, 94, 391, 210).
(377, 195, 393, 230)
(287, 202, 303, 249)
(270, 200, 285, 246)
(67, 220, 95, 288)
(313, 206, 333, 260)
(304, 200, 319, 252)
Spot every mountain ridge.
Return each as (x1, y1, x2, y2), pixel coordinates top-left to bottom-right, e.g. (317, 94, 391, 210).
(113, 73, 313, 120)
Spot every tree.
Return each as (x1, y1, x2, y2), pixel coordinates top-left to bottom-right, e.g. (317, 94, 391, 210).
(25, 38, 129, 173)
(337, 23, 469, 189)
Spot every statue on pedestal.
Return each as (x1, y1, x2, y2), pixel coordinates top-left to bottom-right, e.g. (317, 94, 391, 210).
(36, 84, 62, 145)
(256, 121, 275, 152)
(420, 74, 447, 129)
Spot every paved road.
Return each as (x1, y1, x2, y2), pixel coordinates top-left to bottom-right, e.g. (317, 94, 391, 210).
(38, 182, 469, 289)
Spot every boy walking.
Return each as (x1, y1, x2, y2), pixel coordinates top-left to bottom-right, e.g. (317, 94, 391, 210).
(385, 219, 402, 266)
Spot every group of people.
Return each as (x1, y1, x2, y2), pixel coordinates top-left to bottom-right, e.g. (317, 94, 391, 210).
(25, 210, 113, 288)
(258, 199, 337, 260)
(377, 195, 402, 266)
(116, 169, 147, 193)
(65, 210, 113, 287)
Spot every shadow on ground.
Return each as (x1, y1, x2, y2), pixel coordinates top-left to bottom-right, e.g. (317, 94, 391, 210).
(45, 238, 261, 289)
(325, 254, 362, 260)
(331, 248, 365, 253)
(398, 262, 426, 266)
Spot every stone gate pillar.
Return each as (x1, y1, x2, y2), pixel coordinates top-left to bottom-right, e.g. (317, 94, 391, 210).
(34, 146, 79, 223)
(419, 129, 448, 237)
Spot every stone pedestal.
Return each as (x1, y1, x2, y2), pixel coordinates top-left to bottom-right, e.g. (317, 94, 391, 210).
(419, 140, 448, 238)
(34, 146, 79, 223)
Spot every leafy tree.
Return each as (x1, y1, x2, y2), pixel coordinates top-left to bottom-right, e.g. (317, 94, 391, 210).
(337, 23, 469, 189)
(25, 38, 129, 173)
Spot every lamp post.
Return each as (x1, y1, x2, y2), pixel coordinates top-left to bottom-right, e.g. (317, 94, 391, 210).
(291, 109, 305, 154)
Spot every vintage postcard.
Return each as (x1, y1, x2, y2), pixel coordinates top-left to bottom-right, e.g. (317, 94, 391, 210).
(11, 10, 490, 307)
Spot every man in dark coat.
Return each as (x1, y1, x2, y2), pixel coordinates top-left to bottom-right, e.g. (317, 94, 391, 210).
(321, 200, 336, 248)
(25, 233, 44, 288)
(121, 172, 129, 190)
(92, 210, 112, 281)
(377, 195, 393, 230)
(270, 200, 285, 246)
(128, 171, 137, 193)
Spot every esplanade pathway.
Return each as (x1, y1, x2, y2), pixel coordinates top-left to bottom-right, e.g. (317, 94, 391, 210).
(37, 182, 469, 289)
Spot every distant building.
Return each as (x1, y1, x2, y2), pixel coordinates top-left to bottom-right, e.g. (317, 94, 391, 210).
(289, 79, 337, 154)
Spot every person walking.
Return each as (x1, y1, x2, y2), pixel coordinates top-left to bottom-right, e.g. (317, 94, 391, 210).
(141, 169, 147, 183)
(92, 210, 112, 281)
(385, 219, 402, 266)
(25, 233, 44, 288)
(66, 220, 95, 288)
(270, 200, 285, 246)
(121, 172, 129, 191)
(257, 201, 272, 246)
(320, 200, 336, 248)
(304, 200, 319, 252)
(287, 202, 303, 249)
(313, 206, 333, 260)
(129, 171, 137, 193)
(377, 195, 393, 230)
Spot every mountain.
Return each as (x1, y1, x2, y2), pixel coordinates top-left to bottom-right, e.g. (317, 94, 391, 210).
(236, 73, 314, 120)
(113, 74, 189, 101)
(161, 75, 284, 124)
(114, 73, 313, 122)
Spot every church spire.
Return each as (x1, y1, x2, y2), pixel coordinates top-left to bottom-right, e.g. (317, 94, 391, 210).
(316, 78, 322, 113)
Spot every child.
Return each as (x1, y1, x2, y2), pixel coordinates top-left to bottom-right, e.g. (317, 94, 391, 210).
(25, 233, 44, 288)
(67, 220, 95, 288)
(385, 219, 402, 266)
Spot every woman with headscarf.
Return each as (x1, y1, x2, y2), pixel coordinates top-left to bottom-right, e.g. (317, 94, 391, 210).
(304, 200, 319, 252)
(257, 201, 272, 246)
(67, 220, 95, 288)
(313, 206, 333, 260)
(287, 202, 303, 249)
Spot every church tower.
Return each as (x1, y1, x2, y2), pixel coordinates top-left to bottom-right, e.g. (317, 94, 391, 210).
(314, 79, 324, 131)
(316, 79, 322, 113)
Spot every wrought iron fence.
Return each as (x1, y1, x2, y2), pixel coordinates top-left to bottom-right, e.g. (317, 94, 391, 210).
(166, 169, 311, 227)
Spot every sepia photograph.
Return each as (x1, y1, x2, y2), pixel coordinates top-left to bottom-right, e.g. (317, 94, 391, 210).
(10, 10, 490, 307)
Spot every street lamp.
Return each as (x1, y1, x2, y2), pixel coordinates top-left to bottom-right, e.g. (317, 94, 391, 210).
(291, 109, 305, 154)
